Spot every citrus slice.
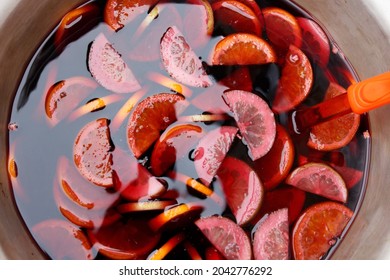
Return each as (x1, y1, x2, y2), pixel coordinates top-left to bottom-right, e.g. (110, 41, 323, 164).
(262, 7, 302, 55)
(252, 208, 289, 260)
(286, 162, 348, 203)
(148, 233, 185, 260)
(44, 77, 97, 124)
(217, 156, 264, 225)
(193, 126, 238, 186)
(195, 215, 252, 260)
(160, 26, 212, 88)
(272, 44, 313, 113)
(292, 201, 353, 260)
(117, 200, 177, 213)
(297, 17, 330, 68)
(223, 90, 276, 160)
(104, 0, 159, 31)
(253, 124, 295, 190)
(88, 33, 141, 93)
(148, 203, 203, 232)
(127, 93, 185, 158)
(151, 123, 203, 176)
(252, 185, 306, 226)
(112, 148, 166, 201)
(212, 33, 277, 65)
(205, 246, 226, 260)
(73, 118, 113, 187)
(32, 219, 93, 260)
(212, 0, 262, 36)
(184, 241, 202, 260)
(57, 156, 120, 210)
(88, 218, 160, 260)
(307, 82, 360, 151)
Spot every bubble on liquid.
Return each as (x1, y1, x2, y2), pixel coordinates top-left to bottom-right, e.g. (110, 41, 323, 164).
(8, 122, 18, 131)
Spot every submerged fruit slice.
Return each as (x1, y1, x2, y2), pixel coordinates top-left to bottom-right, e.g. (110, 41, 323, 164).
(45, 77, 97, 124)
(297, 17, 330, 68)
(217, 156, 263, 225)
(104, 0, 159, 31)
(195, 215, 252, 260)
(292, 201, 353, 260)
(127, 93, 185, 158)
(212, 0, 262, 36)
(32, 219, 93, 260)
(151, 123, 203, 176)
(308, 82, 360, 151)
(88, 218, 160, 260)
(272, 45, 313, 113)
(160, 26, 212, 88)
(73, 118, 113, 187)
(223, 90, 276, 160)
(88, 33, 141, 93)
(252, 208, 289, 260)
(148, 233, 185, 260)
(262, 7, 302, 55)
(193, 126, 238, 186)
(212, 33, 276, 65)
(253, 124, 295, 190)
(286, 162, 348, 203)
(117, 200, 176, 213)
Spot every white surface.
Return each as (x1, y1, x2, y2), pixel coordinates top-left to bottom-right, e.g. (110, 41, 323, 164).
(0, 0, 389, 260)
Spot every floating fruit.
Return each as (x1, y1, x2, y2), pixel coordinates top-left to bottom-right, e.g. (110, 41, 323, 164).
(148, 233, 185, 260)
(217, 156, 264, 225)
(195, 215, 252, 260)
(88, 33, 141, 93)
(193, 126, 238, 186)
(160, 26, 212, 88)
(117, 200, 177, 213)
(252, 208, 289, 260)
(127, 93, 185, 158)
(292, 201, 353, 260)
(73, 118, 113, 187)
(286, 162, 348, 203)
(223, 90, 276, 160)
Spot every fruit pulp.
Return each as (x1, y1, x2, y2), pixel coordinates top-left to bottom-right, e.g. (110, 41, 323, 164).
(7, 0, 370, 260)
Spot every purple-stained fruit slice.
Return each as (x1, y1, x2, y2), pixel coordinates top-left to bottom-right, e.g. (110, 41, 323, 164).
(88, 33, 141, 93)
(252, 208, 289, 260)
(73, 118, 113, 187)
(195, 215, 252, 260)
(297, 17, 330, 68)
(223, 90, 276, 160)
(117, 200, 177, 213)
(217, 156, 264, 225)
(286, 162, 348, 203)
(151, 123, 204, 176)
(88, 218, 160, 260)
(127, 93, 185, 158)
(160, 26, 212, 88)
(193, 126, 238, 186)
(45, 77, 97, 124)
(112, 148, 166, 201)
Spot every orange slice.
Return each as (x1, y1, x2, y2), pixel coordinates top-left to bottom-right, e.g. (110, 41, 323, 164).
(262, 7, 302, 56)
(307, 82, 360, 151)
(272, 45, 313, 113)
(286, 162, 348, 203)
(32, 219, 93, 260)
(292, 201, 353, 260)
(117, 200, 177, 213)
(73, 118, 113, 187)
(212, 33, 277, 65)
(88, 218, 160, 260)
(195, 215, 252, 260)
(253, 124, 295, 190)
(223, 90, 276, 160)
(212, 0, 262, 36)
(217, 156, 264, 225)
(127, 93, 185, 158)
(148, 233, 185, 260)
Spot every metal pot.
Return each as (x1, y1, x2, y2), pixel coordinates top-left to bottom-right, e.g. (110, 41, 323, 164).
(0, 0, 389, 259)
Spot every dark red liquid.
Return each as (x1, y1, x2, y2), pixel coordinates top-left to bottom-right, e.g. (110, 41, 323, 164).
(7, 0, 370, 260)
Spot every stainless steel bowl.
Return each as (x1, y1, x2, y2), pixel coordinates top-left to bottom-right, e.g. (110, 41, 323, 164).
(1, 0, 390, 259)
